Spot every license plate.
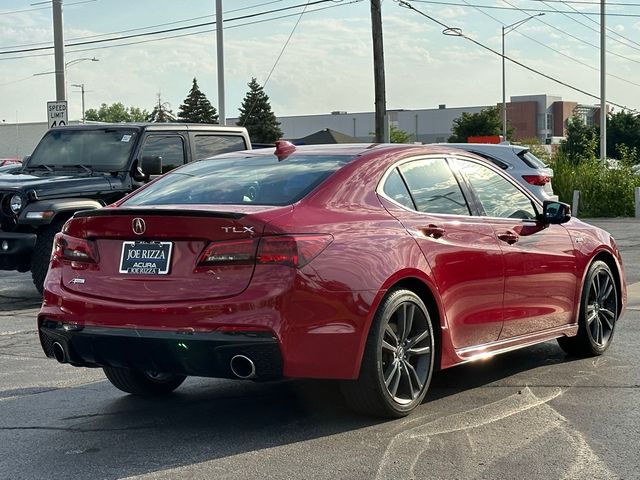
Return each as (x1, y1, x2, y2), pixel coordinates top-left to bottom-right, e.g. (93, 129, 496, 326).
(119, 241, 172, 275)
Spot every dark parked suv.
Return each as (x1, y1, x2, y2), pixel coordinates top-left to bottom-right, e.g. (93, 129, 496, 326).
(0, 123, 251, 292)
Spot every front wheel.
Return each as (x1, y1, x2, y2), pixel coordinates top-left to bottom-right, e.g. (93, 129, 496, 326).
(558, 260, 619, 356)
(31, 220, 65, 294)
(103, 367, 186, 396)
(341, 289, 435, 418)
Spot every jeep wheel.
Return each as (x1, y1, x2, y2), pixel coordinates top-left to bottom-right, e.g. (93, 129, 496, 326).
(31, 219, 65, 294)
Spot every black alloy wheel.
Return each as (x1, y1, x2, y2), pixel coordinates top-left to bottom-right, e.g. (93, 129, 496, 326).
(558, 260, 619, 356)
(341, 289, 435, 417)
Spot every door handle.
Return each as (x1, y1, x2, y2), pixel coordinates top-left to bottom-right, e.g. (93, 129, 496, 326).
(497, 231, 519, 245)
(420, 224, 445, 239)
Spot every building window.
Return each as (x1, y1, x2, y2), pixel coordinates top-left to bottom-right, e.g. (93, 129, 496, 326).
(546, 113, 553, 130)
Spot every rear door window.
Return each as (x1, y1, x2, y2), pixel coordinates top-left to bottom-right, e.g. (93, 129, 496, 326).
(194, 135, 247, 160)
(398, 158, 470, 215)
(453, 159, 537, 220)
(139, 135, 186, 174)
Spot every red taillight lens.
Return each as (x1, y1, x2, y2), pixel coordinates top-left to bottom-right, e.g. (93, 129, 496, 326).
(257, 235, 333, 268)
(196, 238, 259, 268)
(522, 175, 551, 186)
(195, 235, 332, 270)
(52, 233, 99, 264)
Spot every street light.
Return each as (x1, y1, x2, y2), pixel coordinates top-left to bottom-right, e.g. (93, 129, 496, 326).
(502, 14, 544, 140)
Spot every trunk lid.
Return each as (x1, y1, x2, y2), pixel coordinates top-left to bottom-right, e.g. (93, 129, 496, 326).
(62, 205, 292, 303)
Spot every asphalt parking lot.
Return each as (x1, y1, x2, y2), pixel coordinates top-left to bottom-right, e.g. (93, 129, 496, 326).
(1, 219, 638, 480)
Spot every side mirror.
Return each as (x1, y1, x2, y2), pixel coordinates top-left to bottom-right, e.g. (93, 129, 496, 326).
(542, 200, 571, 225)
(141, 156, 163, 176)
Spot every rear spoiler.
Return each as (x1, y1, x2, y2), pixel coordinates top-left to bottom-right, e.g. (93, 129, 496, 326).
(74, 208, 245, 220)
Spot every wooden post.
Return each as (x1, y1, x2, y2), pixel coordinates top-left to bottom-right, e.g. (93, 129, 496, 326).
(635, 187, 640, 218)
(572, 190, 580, 217)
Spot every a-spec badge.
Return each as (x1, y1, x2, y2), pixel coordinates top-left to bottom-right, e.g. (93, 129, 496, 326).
(221, 226, 255, 234)
(132, 218, 146, 236)
(69, 278, 85, 285)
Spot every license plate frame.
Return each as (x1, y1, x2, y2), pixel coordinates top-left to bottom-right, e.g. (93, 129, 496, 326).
(119, 241, 173, 275)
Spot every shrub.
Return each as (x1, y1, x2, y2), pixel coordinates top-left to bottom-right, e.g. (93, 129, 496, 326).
(551, 152, 640, 217)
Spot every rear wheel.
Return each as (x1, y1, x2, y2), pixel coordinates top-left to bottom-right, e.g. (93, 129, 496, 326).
(558, 260, 619, 356)
(103, 367, 186, 396)
(341, 289, 435, 418)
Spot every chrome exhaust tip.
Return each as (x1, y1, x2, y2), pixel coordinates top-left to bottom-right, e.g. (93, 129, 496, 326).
(230, 354, 256, 379)
(52, 342, 67, 363)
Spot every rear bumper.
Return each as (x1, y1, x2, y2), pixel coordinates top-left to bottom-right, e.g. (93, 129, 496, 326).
(0, 231, 36, 270)
(39, 320, 283, 379)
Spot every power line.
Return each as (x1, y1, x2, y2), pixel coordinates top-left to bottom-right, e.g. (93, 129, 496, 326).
(242, 1, 311, 126)
(555, 0, 640, 51)
(396, 0, 638, 112)
(0, 0, 337, 56)
(528, 0, 640, 6)
(0, 1, 362, 62)
(500, 0, 640, 65)
(0, 0, 287, 51)
(459, 0, 640, 88)
(408, 0, 640, 17)
(0, 0, 97, 16)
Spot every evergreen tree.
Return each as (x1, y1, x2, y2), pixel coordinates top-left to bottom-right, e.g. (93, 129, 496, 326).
(146, 93, 176, 123)
(177, 78, 218, 123)
(236, 78, 282, 144)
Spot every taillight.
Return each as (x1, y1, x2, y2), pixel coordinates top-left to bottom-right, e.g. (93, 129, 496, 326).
(52, 233, 99, 263)
(522, 175, 551, 186)
(196, 235, 332, 270)
(196, 238, 259, 268)
(257, 235, 333, 267)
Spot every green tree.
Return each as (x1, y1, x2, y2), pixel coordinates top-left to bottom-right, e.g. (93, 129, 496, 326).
(84, 102, 148, 122)
(448, 106, 513, 142)
(236, 77, 282, 143)
(558, 115, 598, 164)
(177, 78, 218, 123)
(146, 93, 176, 123)
(390, 126, 414, 143)
(607, 110, 640, 163)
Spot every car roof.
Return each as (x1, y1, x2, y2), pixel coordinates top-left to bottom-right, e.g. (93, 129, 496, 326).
(209, 143, 474, 160)
(48, 123, 247, 134)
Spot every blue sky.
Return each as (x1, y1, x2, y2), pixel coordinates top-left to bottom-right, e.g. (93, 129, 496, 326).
(0, 0, 639, 123)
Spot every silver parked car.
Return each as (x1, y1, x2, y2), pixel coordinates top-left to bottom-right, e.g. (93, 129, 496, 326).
(441, 143, 557, 202)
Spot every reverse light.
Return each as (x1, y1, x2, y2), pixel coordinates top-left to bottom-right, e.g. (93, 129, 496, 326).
(52, 233, 99, 264)
(522, 175, 551, 186)
(196, 238, 259, 267)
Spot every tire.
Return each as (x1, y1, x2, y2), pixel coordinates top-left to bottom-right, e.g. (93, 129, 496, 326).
(558, 260, 619, 356)
(31, 219, 65, 294)
(103, 367, 186, 396)
(341, 289, 435, 418)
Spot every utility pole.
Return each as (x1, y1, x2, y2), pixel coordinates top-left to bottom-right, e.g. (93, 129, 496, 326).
(600, 0, 607, 162)
(52, 0, 66, 101)
(370, 0, 386, 143)
(216, 0, 226, 125)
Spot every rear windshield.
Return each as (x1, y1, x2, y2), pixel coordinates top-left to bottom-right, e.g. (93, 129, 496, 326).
(124, 154, 354, 207)
(518, 150, 548, 169)
(28, 129, 138, 171)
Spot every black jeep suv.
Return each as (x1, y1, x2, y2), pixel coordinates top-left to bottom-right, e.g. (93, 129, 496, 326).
(0, 123, 251, 292)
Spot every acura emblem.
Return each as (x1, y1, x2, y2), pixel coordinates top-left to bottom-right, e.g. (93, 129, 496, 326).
(132, 218, 146, 235)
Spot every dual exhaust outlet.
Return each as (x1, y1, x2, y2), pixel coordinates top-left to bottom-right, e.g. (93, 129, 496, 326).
(53, 342, 257, 380)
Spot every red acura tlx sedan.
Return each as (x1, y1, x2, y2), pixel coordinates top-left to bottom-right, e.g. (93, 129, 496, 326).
(38, 142, 627, 417)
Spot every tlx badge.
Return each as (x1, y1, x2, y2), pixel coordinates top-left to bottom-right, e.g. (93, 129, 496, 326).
(221, 226, 255, 234)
